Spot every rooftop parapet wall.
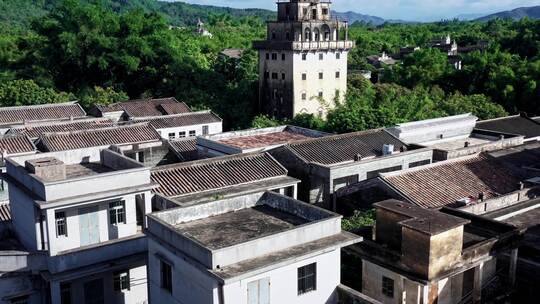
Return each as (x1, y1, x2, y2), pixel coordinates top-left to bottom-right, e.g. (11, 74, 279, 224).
(148, 191, 342, 269)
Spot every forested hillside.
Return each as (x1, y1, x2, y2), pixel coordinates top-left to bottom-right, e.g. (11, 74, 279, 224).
(0, 0, 539, 132)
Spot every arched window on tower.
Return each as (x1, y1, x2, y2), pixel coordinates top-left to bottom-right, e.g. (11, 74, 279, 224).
(304, 28, 311, 41)
(313, 28, 320, 41)
(321, 25, 331, 41)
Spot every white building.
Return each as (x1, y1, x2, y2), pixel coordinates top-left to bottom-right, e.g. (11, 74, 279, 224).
(132, 110, 223, 140)
(253, 0, 354, 119)
(3, 148, 155, 304)
(146, 191, 362, 304)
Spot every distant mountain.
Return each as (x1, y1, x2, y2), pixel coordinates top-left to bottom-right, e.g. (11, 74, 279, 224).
(454, 13, 485, 21)
(332, 11, 411, 25)
(476, 6, 540, 21)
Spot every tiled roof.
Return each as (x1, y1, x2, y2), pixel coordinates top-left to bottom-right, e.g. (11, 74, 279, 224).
(382, 155, 521, 209)
(97, 98, 191, 117)
(8, 118, 114, 139)
(286, 129, 407, 165)
(169, 138, 199, 162)
(0, 135, 35, 155)
(0, 102, 86, 125)
(0, 203, 10, 222)
(219, 131, 312, 150)
(134, 111, 221, 129)
(151, 153, 287, 197)
(476, 115, 540, 139)
(37, 123, 161, 152)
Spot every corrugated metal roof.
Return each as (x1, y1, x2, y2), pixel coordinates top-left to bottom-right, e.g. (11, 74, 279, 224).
(151, 153, 287, 197)
(0, 134, 35, 155)
(38, 123, 161, 152)
(0, 102, 86, 125)
(134, 111, 221, 129)
(287, 129, 407, 165)
(383, 155, 520, 209)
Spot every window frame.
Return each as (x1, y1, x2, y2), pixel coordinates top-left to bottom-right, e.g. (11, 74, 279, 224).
(109, 201, 126, 225)
(319, 72, 324, 80)
(202, 125, 209, 135)
(302, 53, 307, 61)
(335, 71, 341, 79)
(114, 270, 131, 292)
(179, 131, 186, 138)
(382, 276, 394, 298)
(302, 73, 307, 80)
(55, 211, 67, 237)
(297, 263, 317, 295)
(168, 132, 176, 140)
(336, 52, 341, 59)
(161, 260, 173, 294)
(189, 130, 196, 137)
(319, 53, 324, 60)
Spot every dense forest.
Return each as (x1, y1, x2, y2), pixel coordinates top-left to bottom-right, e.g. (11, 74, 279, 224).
(0, 0, 539, 131)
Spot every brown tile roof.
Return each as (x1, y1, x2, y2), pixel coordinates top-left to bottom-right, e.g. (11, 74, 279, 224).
(8, 118, 114, 139)
(0, 203, 10, 222)
(37, 123, 161, 152)
(134, 111, 221, 129)
(219, 131, 312, 150)
(382, 155, 521, 209)
(97, 98, 191, 117)
(286, 129, 407, 165)
(0, 135, 35, 155)
(151, 153, 287, 197)
(0, 102, 86, 125)
(169, 138, 199, 162)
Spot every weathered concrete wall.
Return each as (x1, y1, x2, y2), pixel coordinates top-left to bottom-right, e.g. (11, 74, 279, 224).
(427, 227, 463, 279)
(374, 208, 410, 251)
(459, 188, 535, 215)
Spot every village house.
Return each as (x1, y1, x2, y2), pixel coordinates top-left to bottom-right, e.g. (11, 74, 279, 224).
(151, 152, 300, 210)
(476, 113, 540, 142)
(131, 110, 223, 140)
(386, 113, 524, 161)
(146, 190, 362, 304)
(269, 129, 433, 209)
(0, 135, 37, 204)
(349, 199, 520, 304)
(0, 102, 87, 134)
(1, 148, 155, 304)
(197, 125, 328, 157)
(167, 138, 199, 162)
(88, 97, 191, 122)
(6, 117, 115, 140)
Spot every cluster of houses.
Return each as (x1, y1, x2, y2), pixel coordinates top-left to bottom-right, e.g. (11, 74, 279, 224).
(0, 95, 539, 304)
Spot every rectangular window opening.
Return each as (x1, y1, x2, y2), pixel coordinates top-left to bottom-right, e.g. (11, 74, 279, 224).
(298, 263, 317, 295)
(114, 271, 131, 291)
(109, 201, 126, 225)
(382, 276, 394, 298)
(56, 212, 67, 237)
(161, 260, 173, 293)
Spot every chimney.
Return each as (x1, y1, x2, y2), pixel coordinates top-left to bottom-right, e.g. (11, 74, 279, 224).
(25, 157, 66, 182)
(478, 192, 484, 202)
(382, 144, 394, 156)
(464, 141, 470, 148)
(353, 154, 362, 162)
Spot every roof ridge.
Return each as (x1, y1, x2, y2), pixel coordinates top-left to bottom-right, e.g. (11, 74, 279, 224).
(0, 101, 80, 111)
(289, 128, 385, 146)
(11, 117, 113, 129)
(39, 122, 152, 136)
(152, 152, 276, 172)
(477, 114, 521, 123)
(132, 110, 215, 121)
(382, 153, 483, 178)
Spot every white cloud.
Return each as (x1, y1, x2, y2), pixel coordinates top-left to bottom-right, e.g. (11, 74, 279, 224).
(180, 0, 540, 21)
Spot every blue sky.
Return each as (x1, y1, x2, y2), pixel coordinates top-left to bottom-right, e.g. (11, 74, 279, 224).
(177, 0, 540, 21)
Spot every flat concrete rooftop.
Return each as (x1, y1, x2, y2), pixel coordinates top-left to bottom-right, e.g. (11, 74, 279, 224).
(64, 163, 114, 179)
(429, 136, 491, 151)
(176, 205, 308, 250)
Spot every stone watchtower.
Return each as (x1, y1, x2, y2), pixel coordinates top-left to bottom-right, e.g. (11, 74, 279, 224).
(254, 0, 354, 119)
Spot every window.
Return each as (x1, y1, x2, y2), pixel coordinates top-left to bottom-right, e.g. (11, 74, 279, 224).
(189, 130, 196, 137)
(298, 263, 317, 295)
(272, 53, 277, 60)
(282, 73, 285, 80)
(382, 277, 394, 298)
(109, 201, 126, 225)
(202, 125, 209, 135)
(286, 32, 290, 40)
(409, 159, 431, 168)
(301, 92, 307, 100)
(312, 9, 317, 19)
(336, 52, 341, 59)
(319, 53, 323, 60)
(335, 71, 341, 79)
(161, 260, 173, 293)
(271, 32, 276, 40)
(265, 53, 270, 60)
(272, 72, 278, 80)
(248, 278, 270, 304)
(366, 166, 403, 179)
(10, 296, 28, 304)
(302, 73, 307, 80)
(114, 271, 130, 291)
(318, 91, 323, 98)
(322, 8, 329, 15)
(179, 131, 186, 138)
(61, 283, 71, 304)
(56, 212, 67, 237)
(282, 54, 286, 61)
(264, 71, 269, 79)
(302, 53, 307, 61)
(319, 72, 323, 79)
(168, 133, 176, 140)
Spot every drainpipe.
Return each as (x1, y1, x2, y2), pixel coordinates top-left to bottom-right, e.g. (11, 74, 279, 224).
(39, 212, 46, 251)
(218, 283, 225, 304)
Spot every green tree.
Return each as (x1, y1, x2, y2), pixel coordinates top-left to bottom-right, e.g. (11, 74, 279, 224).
(251, 115, 281, 129)
(0, 79, 73, 107)
(79, 86, 128, 109)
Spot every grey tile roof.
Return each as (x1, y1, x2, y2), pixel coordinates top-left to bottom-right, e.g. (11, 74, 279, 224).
(382, 155, 521, 209)
(8, 118, 114, 139)
(37, 123, 161, 152)
(169, 138, 199, 162)
(0, 134, 35, 155)
(134, 111, 221, 129)
(96, 97, 191, 117)
(0, 102, 86, 125)
(286, 129, 407, 165)
(151, 153, 287, 197)
(476, 115, 540, 139)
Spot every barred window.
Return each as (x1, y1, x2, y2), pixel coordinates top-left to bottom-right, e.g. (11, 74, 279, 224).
(297, 263, 316, 295)
(189, 130, 196, 137)
(109, 201, 126, 225)
(114, 271, 130, 291)
(382, 276, 394, 298)
(56, 212, 67, 237)
(161, 260, 173, 293)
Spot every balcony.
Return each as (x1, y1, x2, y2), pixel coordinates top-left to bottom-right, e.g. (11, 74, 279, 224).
(47, 233, 146, 273)
(254, 40, 355, 51)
